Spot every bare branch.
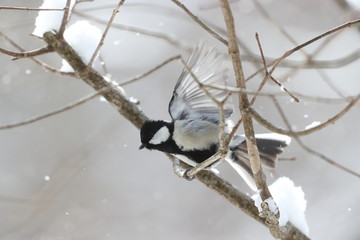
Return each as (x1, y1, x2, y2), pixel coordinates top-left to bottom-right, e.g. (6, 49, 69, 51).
(88, 0, 126, 67)
(0, 6, 65, 11)
(219, 0, 271, 200)
(0, 46, 53, 59)
(249, 93, 360, 138)
(0, 31, 75, 76)
(0, 55, 183, 131)
(170, 0, 228, 45)
(271, 95, 360, 178)
(74, 11, 192, 51)
(297, 139, 360, 178)
(268, 19, 360, 76)
(219, 1, 312, 239)
(0, 88, 109, 131)
(242, 49, 360, 69)
(58, 0, 73, 36)
(253, 32, 299, 104)
(119, 55, 181, 86)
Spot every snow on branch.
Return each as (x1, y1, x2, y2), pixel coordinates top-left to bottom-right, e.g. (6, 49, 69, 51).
(252, 177, 310, 237)
(33, 0, 75, 37)
(60, 21, 102, 72)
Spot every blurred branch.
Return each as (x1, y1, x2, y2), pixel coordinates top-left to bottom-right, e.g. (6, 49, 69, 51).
(296, 139, 360, 178)
(253, 32, 299, 104)
(267, 19, 360, 77)
(58, 0, 73, 36)
(74, 11, 192, 51)
(243, 49, 360, 69)
(249, 93, 360, 138)
(0, 54, 183, 131)
(0, 6, 65, 11)
(118, 55, 181, 86)
(0, 31, 75, 76)
(270, 95, 360, 179)
(170, 0, 228, 45)
(0, 88, 109, 131)
(0, 45, 53, 59)
(252, 0, 346, 98)
(88, 0, 125, 67)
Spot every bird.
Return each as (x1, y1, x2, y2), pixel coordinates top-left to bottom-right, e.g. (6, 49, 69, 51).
(139, 42, 291, 191)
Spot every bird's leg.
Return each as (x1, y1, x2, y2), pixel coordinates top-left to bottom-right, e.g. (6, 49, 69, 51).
(172, 157, 195, 181)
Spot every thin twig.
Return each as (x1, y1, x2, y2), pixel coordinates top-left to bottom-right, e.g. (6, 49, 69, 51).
(0, 88, 110, 130)
(88, 0, 126, 67)
(253, 32, 299, 104)
(245, 19, 360, 83)
(253, 0, 346, 98)
(98, 55, 109, 76)
(268, 19, 360, 77)
(0, 31, 75, 77)
(0, 55, 184, 131)
(0, 6, 65, 11)
(270, 95, 360, 178)
(0, 46, 53, 59)
(203, 83, 354, 103)
(242, 49, 360, 69)
(119, 55, 181, 86)
(297, 139, 360, 178)
(58, 0, 73, 36)
(74, 11, 192, 51)
(249, 93, 360, 137)
(170, 0, 228, 45)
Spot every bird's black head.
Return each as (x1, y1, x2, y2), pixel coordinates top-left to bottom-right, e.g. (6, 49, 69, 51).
(139, 120, 171, 150)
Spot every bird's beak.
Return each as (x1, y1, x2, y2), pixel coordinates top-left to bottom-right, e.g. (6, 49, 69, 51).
(139, 143, 146, 150)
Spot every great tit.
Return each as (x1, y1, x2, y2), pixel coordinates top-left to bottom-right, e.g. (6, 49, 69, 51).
(139, 42, 290, 190)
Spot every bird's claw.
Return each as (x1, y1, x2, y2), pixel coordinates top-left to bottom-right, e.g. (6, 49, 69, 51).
(183, 167, 195, 181)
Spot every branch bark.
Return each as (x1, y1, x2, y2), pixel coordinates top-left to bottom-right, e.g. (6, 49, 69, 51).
(218, 1, 310, 239)
(219, 0, 271, 201)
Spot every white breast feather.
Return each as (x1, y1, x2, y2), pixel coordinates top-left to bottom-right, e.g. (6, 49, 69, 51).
(173, 120, 219, 151)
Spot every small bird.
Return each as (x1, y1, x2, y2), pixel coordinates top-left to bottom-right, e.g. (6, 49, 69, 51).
(139, 42, 291, 191)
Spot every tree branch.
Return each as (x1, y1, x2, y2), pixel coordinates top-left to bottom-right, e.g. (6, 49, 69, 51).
(88, 0, 125, 67)
(43, 31, 146, 128)
(58, 0, 73, 36)
(249, 93, 360, 138)
(0, 6, 65, 11)
(219, 1, 311, 239)
(170, 0, 228, 45)
(219, 0, 271, 200)
(0, 46, 53, 59)
(0, 88, 109, 130)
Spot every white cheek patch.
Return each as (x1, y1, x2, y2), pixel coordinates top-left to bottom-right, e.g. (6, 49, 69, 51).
(149, 126, 170, 145)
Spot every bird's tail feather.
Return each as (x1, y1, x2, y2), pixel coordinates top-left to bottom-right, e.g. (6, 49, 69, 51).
(225, 133, 291, 191)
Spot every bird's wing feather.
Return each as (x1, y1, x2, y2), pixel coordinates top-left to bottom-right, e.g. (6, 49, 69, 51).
(169, 42, 233, 123)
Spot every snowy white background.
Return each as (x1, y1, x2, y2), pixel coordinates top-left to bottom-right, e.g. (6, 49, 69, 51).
(0, 0, 359, 239)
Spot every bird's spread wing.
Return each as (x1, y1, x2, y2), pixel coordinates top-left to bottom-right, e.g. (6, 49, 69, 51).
(168, 42, 233, 123)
